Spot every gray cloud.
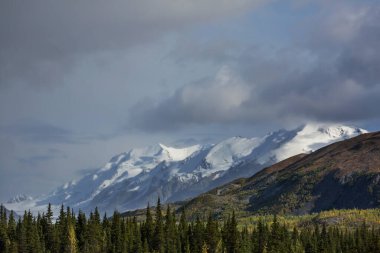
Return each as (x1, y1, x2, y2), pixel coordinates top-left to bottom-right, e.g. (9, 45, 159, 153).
(17, 152, 67, 167)
(130, 66, 252, 131)
(0, 0, 264, 88)
(16, 148, 68, 167)
(131, 2, 380, 131)
(0, 121, 80, 144)
(171, 38, 241, 65)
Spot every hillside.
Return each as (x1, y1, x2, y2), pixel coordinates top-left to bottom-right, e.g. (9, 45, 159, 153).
(181, 131, 380, 218)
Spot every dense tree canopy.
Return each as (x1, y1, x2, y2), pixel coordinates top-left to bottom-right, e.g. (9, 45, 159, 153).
(0, 203, 380, 253)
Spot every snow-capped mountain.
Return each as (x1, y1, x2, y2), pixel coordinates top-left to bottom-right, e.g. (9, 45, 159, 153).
(6, 194, 33, 204)
(5, 123, 367, 215)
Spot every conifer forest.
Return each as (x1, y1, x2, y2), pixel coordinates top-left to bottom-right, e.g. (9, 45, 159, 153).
(1, 201, 380, 253)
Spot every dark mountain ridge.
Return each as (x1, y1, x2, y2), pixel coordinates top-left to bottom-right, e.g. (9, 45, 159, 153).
(180, 131, 380, 218)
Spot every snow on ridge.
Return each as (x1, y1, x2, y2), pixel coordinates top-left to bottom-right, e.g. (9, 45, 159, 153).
(69, 143, 205, 205)
(100, 153, 127, 172)
(273, 123, 365, 162)
(4, 123, 368, 216)
(206, 137, 261, 163)
(7, 194, 33, 204)
(317, 125, 367, 137)
(301, 123, 366, 137)
(128, 145, 162, 159)
(201, 136, 262, 175)
(159, 143, 203, 161)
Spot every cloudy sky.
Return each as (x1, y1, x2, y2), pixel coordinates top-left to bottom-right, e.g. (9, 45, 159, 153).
(1, 0, 380, 202)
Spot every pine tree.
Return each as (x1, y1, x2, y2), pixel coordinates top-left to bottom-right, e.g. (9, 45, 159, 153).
(16, 216, 27, 253)
(153, 197, 164, 253)
(188, 223, 195, 253)
(66, 221, 78, 253)
(193, 215, 205, 253)
(0, 205, 9, 253)
(86, 208, 103, 253)
(56, 204, 67, 253)
(179, 208, 189, 253)
(224, 212, 238, 253)
(25, 211, 40, 253)
(76, 210, 87, 252)
(132, 216, 143, 253)
(142, 238, 149, 253)
(290, 227, 303, 253)
(40, 203, 55, 253)
(111, 210, 123, 253)
(165, 205, 177, 253)
(7, 211, 17, 253)
(206, 212, 219, 253)
(255, 219, 267, 253)
(268, 214, 283, 253)
(102, 212, 111, 253)
(143, 203, 154, 251)
(239, 226, 251, 253)
(36, 213, 46, 252)
(55, 205, 78, 253)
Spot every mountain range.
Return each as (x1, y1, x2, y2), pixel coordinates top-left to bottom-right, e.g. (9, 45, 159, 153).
(4, 123, 366, 216)
(180, 131, 380, 218)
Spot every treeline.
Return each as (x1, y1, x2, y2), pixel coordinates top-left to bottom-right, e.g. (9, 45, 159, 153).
(1, 201, 380, 253)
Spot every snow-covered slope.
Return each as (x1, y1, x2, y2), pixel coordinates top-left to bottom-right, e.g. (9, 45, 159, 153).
(5, 124, 367, 215)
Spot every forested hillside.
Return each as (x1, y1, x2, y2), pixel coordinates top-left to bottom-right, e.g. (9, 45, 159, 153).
(1, 203, 380, 253)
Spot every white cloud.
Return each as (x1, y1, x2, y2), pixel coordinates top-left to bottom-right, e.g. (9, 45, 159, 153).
(130, 65, 254, 130)
(180, 66, 251, 116)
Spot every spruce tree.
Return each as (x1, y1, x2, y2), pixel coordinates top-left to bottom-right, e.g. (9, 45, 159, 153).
(165, 205, 177, 253)
(102, 212, 112, 253)
(132, 216, 143, 253)
(75, 210, 87, 252)
(268, 214, 282, 253)
(239, 226, 251, 253)
(193, 215, 204, 253)
(143, 203, 154, 251)
(66, 220, 78, 253)
(41, 203, 55, 253)
(179, 208, 189, 253)
(7, 211, 17, 253)
(16, 216, 27, 253)
(111, 210, 123, 253)
(206, 212, 219, 253)
(256, 218, 268, 253)
(153, 197, 164, 253)
(224, 212, 238, 253)
(0, 205, 9, 253)
(86, 208, 103, 253)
